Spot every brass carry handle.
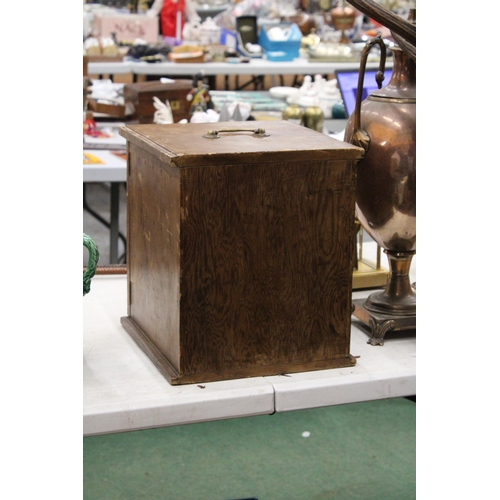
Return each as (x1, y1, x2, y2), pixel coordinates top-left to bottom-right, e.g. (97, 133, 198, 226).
(203, 128, 270, 139)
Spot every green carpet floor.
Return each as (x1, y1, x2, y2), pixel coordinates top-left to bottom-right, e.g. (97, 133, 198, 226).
(83, 397, 416, 500)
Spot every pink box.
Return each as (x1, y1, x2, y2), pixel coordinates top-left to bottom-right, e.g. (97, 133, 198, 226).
(94, 14, 159, 44)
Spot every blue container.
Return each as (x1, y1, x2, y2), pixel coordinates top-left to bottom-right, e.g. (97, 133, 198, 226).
(258, 23, 302, 62)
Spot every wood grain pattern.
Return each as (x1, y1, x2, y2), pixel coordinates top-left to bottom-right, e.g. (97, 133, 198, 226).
(126, 143, 181, 373)
(121, 121, 364, 384)
(179, 160, 355, 375)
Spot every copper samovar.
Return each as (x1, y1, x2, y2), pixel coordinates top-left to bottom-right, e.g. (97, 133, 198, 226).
(343, 2, 416, 345)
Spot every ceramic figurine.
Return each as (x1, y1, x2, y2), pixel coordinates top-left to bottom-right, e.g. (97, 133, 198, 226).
(153, 96, 174, 124)
(186, 72, 213, 115)
(298, 75, 313, 96)
(218, 103, 231, 122)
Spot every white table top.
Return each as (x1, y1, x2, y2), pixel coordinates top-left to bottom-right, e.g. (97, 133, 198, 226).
(83, 149, 127, 183)
(83, 244, 416, 436)
(83, 123, 127, 183)
(87, 60, 134, 75)
(87, 58, 391, 77)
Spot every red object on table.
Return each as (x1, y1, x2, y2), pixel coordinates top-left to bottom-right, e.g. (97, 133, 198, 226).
(84, 112, 97, 137)
(161, 0, 185, 38)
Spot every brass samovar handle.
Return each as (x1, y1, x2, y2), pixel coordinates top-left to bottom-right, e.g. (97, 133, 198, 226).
(348, 34, 386, 152)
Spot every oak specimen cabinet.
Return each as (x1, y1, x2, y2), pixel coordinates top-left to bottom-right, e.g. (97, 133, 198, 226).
(119, 120, 364, 385)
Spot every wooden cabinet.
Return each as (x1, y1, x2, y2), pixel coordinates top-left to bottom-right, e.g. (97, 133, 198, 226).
(119, 120, 364, 385)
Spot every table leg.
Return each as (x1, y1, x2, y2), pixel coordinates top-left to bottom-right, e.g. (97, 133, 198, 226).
(109, 182, 120, 264)
(83, 183, 126, 265)
(207, 75, 216, 90)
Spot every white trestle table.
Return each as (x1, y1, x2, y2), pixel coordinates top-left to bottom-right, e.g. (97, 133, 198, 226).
(83, 245, 416, 436)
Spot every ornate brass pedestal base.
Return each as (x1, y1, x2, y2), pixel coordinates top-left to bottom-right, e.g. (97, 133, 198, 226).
(352, 250, 416, 345)
(352, 298, 416, 346)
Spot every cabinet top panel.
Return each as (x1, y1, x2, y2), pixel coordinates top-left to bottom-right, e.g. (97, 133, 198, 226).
(120, 120, 364, 168)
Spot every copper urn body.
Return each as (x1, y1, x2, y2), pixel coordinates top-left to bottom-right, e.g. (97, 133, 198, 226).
(344, 35, 416, 317)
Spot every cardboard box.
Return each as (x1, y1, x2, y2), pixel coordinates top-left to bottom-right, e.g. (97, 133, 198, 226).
(119, 120, 365, 385)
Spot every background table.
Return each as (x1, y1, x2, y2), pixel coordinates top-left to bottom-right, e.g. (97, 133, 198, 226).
(88, 58, 389, 76)
(87, 58, 392, 88)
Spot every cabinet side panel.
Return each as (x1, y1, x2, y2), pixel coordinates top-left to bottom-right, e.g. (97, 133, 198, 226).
(127, 143, 181, 371)
(179, 159, 356, 376)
